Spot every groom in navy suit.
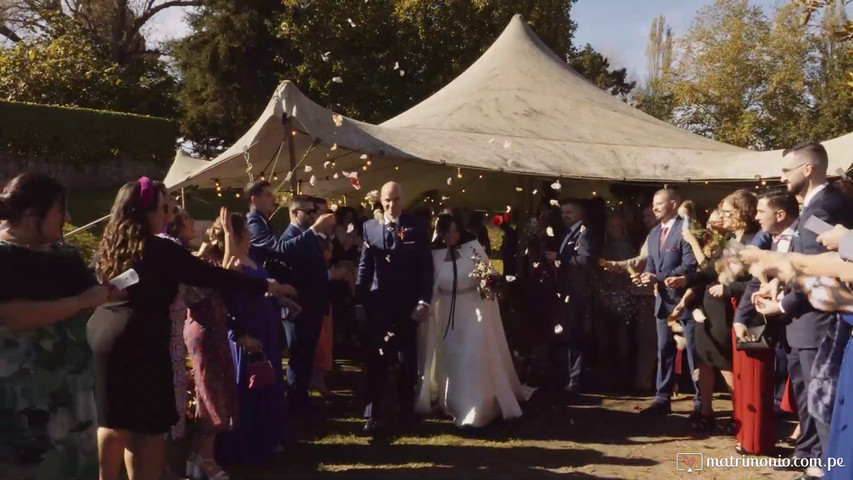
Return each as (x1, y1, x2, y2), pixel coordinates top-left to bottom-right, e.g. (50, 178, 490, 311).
(637, 188, 699, 415)
(357, 182, 433, 440)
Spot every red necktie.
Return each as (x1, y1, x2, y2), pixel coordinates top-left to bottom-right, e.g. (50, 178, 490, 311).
(659, 226, 669, 253)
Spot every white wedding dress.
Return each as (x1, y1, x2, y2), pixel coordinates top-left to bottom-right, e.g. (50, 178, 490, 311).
(415, 239, 534, 427)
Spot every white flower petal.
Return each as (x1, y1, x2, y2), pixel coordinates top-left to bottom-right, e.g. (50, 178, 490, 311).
(347, 223, 355, 233)
(333, 172, 340, 179)
(332, 76, 343, 84)
(532, 189, 538, 195)
(393, 61, 399, 70)
(447, 177, 452, 186)
(347, 18, 356, 27)
(503, 139, 512, 149)
(309, 175, 316, 186)
(360, 154, 368, 160)
(549, 199, 560, 206)
(304, 165, 313, 173)
(554, 324, 564, 334)
(551, 180, 562, 191)
(515, 187, 523, 192)
(324, 161, 332, 169)
(332, 113, 343, 126)
(505, 275, 517, 282)
(399, 70, 405, 77)
(546, 226, 554, 237)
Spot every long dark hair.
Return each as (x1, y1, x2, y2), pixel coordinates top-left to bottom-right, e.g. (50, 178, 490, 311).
(433, 212, 476, 249)
(0, 172, 67, 227)
(95, 180, 165, 280)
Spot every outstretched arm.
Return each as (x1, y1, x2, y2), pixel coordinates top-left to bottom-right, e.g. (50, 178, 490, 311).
(247, 214, 317, 261)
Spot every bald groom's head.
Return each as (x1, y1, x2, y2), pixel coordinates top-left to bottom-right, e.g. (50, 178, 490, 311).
(381, 182, 403, 219)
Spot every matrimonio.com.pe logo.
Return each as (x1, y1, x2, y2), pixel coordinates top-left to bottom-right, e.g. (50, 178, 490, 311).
(676, 453, 703, 473)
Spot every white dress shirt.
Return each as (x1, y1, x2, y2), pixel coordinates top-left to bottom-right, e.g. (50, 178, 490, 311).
(802, 182, 829, 210)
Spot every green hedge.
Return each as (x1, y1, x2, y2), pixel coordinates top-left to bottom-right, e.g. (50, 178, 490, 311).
(0, 101, 177, 164)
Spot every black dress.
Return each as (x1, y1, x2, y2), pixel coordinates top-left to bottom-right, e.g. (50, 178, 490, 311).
(89, 236, 268, 434)
(685, 237, 752, 371)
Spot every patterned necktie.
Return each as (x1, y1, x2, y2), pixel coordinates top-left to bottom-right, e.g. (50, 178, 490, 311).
(659, 226, 669, 253)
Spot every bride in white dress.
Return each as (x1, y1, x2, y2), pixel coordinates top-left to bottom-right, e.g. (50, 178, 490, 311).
(416, 213, 534, 427)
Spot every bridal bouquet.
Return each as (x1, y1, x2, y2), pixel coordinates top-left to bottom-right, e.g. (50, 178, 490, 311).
(469, 251, 501, 300)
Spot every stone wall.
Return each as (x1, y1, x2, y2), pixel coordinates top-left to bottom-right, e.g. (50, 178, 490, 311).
(0, 151, 168, 189)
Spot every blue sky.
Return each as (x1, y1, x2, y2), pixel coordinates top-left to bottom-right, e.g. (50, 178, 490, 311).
(572, 0, 778, 82)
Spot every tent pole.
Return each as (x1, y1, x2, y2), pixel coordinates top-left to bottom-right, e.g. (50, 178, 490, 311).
(286, 118, 297, 194)
(180, 188, 186, 209)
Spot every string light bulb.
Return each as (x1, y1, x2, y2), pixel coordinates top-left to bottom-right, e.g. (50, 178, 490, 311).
(235, 192, 241, 198)
(366, 160, 372, 166)
(362, 164, 368, 171)
(273, 175, 278, 181)
(457, 167, 462, 179)
(217, 192, 222, 197)
(478, 174, 483, 179)
(461, 188, 466, 193)
(394, 165, 399, 170)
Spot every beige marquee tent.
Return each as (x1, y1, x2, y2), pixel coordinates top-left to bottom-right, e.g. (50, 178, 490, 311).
(167, 14, 853, 209)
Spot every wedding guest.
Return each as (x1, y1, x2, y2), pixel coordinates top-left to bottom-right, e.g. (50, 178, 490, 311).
(754, 142, 853, 478)
(216, 212, 296, 466)
(732, 192, 798, 455)
(91, 179, 294, 480)
(637, 189, 699, 416)
(601, 206, 658, 392)
(183, 210, 267, 480)
(0, 173, 111, 480)
(667, 191, 759, 437)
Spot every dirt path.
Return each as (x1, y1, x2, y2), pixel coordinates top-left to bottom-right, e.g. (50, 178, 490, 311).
(231, 361, 803, 480)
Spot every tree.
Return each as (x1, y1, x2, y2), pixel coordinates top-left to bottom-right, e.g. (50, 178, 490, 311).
(0, 0, 200, 65)
(569, 44, 635, 98)
(670, 0, 772, 148)
(806, 1, 853, 143)
(634, 15, 676, 121)
(170, 0, 293, 155)
(0, 14, 176, 116)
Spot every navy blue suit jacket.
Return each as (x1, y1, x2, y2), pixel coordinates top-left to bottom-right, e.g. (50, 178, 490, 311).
(735, 229, 789, 327)
(556, 221, 599, 328)
(356, 214, 433, 311)
(644, 216, 698, 318)
(281, 223, 329, 314)
(780, 186, 853, 348)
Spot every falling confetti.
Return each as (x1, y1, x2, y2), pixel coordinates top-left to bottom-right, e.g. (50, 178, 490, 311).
(516, 187, 523, 192)
(475, 308, 483, 322)
(441, 196, 450, 201)
(379, 348, 384, 356)
(347, 223, 355, 233)
(533, 262, 540, 269)
(333, 173, 340, 179)
(332, 76, 343, 84)
(503, 139, 512, 149)
(555, 260, 561, 268)
(330, 143, 338, 151)
(385, 255, 391, 263)
(347, 18, 356, 27)
(554, 324, 564, 334)
(304, 165, 313, 173)
(551, 180, 562, 191)
(399, 70, 405, 77)
(564, 295, 570, 304)
(332, 114, 343, 126)
(532, 189, 538, 195)
(549, 199, 560, 206)
(505, 275, 517, 282)
(309, 175, 316, 186)
(324, 161, 332, 169)
(321, 51, 331, 62)
(488, 138, 496, 145)
(546, 226, 554, 237)
(393, 62, 400, 70)
(351, 178, 361, 190)
(360, 154, 368, 160)
(506, 205, 512, 212)
(447, 177, 452, 186)
(342, 171, 358, 179)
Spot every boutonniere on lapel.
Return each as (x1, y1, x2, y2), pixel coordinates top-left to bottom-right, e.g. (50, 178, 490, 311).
(398, 227, 413, 241)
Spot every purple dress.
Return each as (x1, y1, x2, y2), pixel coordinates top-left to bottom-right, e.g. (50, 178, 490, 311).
(216, 263, 286, 465)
